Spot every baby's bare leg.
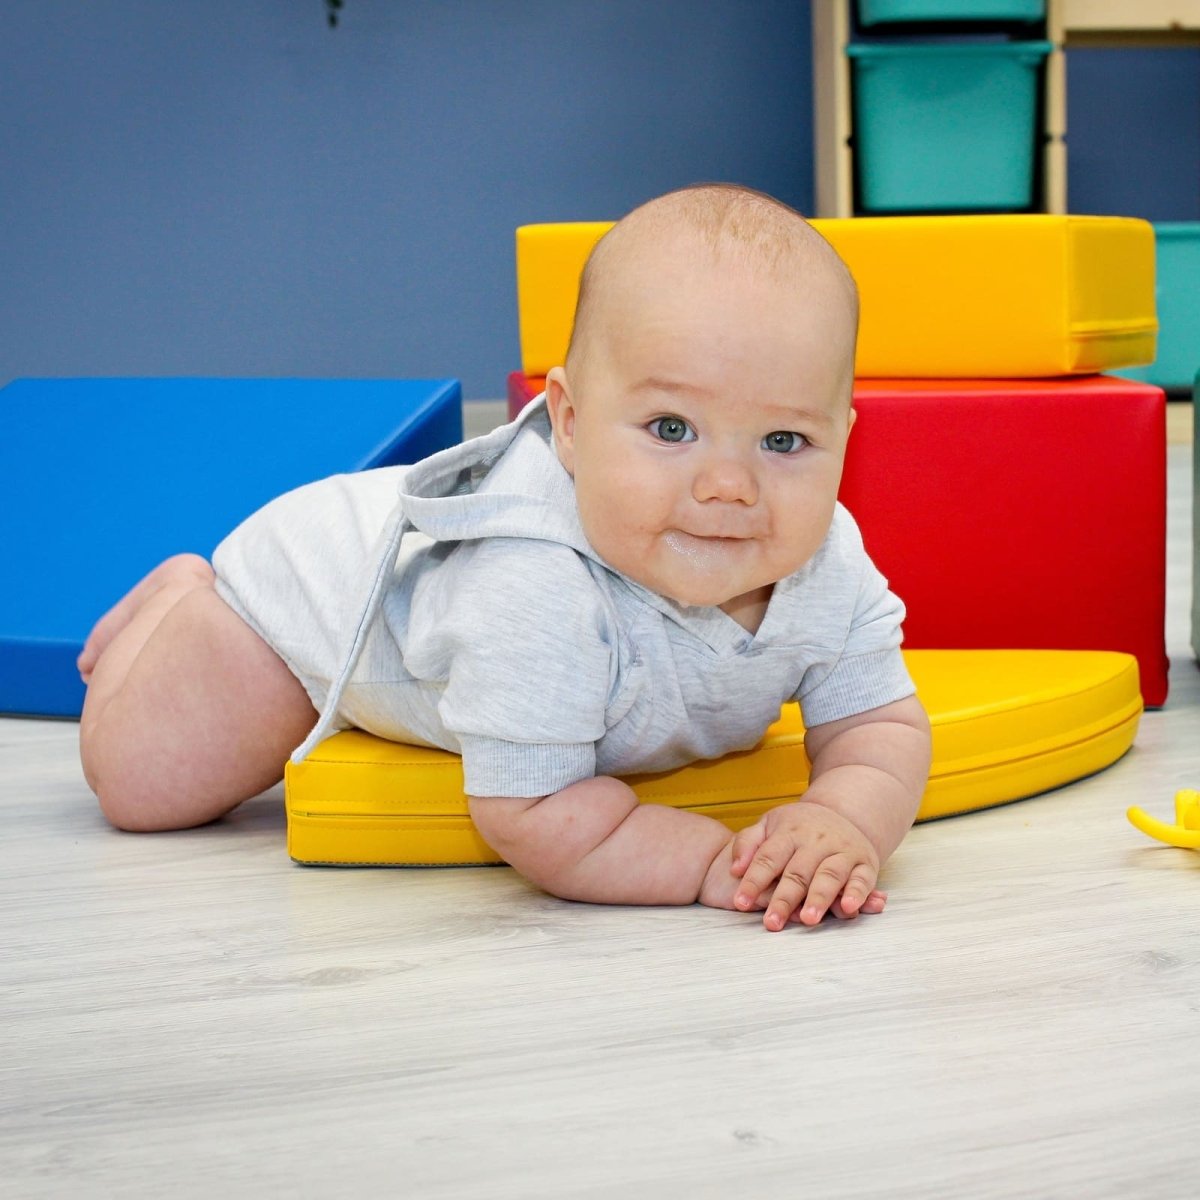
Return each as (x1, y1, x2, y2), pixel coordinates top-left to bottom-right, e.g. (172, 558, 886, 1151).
(80, 556, 317, 832)
(78, 554, 216, 689)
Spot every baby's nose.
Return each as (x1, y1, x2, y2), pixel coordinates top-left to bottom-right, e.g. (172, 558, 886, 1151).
(692, 453, 758, 505)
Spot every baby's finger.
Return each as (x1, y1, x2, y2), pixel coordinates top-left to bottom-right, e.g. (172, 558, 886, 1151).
(729, 819, 769, 877)
(830, 890, 887, 920)
(831, 863, 881, 918)
(761, 868, 813, 932)
(796, 855, 855, 926)
(733, 834, 798, 911)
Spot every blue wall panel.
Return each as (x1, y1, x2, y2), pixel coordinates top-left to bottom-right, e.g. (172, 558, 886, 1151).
(1066, 46, 1200, 222)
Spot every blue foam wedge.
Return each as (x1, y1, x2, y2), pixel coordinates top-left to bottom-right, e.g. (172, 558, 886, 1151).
(0, 377, 462, 717)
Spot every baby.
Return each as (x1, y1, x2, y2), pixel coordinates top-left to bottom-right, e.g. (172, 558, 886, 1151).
(78, 184, 931, 932)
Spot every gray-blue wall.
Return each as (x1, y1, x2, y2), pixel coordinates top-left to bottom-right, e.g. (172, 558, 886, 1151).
(2, 3, 1196, 399)
(1065, 45, 1200, 224)
(0, 1, 813, 399)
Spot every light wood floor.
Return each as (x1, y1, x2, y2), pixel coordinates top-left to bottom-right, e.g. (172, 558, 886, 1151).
(2, 420, 1197, 1199)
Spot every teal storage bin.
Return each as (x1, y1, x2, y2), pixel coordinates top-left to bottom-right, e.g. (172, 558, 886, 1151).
(1116, 224, 1200, 391)
(847, 41, 1053, 213)
(858, 0, 1045, 23)
(1193, 370, 1199, 663)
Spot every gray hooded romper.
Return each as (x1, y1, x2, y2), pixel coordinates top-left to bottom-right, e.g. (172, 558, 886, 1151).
(213, 397, 914, 798)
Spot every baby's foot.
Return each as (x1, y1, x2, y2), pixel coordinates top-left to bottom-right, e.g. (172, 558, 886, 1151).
(77, 554, 214, 682)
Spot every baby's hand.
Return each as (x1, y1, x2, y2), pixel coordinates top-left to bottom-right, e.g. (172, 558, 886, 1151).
(698, 839, 763, 915)
(730, 802, 883, 931)
(698, 820, 884, 931)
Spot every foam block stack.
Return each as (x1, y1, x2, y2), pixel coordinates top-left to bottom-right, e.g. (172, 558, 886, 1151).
(281, 212, 1164, 866)
(511, 215, 1168, 706)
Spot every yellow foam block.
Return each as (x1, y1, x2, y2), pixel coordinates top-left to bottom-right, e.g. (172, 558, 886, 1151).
(285, 649, 1142, 866)
(516, 215, 1156, 379)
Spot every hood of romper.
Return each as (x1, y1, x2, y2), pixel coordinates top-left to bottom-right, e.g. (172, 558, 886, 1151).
(393, 393, 598, 560)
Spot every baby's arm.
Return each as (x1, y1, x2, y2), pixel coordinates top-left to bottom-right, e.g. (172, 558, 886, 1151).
(468, 778, 732, 907)
(730, 694, 932, 930)
(467, 694, 929, 923)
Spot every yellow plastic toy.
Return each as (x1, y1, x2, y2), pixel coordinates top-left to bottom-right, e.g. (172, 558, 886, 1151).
(285, 649, 1142, 866)
(1127, 790, 1200, 849)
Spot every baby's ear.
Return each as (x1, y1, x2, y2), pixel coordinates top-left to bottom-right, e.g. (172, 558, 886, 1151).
(545, 367, 577, 476)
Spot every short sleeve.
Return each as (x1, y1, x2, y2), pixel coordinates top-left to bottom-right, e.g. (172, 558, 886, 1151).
(793, 511, 915, 728)
(403, 538, 615, 797)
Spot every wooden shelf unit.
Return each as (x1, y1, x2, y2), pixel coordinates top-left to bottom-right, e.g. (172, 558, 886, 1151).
(812, 0, 1200, 217)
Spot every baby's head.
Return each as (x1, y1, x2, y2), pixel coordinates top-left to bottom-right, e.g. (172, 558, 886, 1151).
(545, 184, 859, 622)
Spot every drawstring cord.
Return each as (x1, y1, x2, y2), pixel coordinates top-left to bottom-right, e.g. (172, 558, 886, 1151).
(290, 502, 411, 763)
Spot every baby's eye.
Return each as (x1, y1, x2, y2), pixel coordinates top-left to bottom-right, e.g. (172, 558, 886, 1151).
(762, 430, 807, 454)
(650, 416, 696, 444)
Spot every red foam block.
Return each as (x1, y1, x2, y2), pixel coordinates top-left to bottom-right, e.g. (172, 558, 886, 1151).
(841, 378, 1167, 704)
(508, 370, 542, 421)
(505, 372, 1168, 704)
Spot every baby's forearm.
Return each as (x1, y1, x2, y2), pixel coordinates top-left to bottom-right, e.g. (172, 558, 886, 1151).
(468, 777, 729, 906)
(802, 761, 920, 865)
(803, 702, 932, 864)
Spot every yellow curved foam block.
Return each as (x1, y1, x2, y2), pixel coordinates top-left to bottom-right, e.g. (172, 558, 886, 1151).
(284, 649, 1142, 866)
(516, 215, 1156, 379)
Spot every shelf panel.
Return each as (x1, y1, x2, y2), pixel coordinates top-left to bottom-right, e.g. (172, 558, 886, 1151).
(811, 1, 1200, 217)
(1062, 0, 1200, 42)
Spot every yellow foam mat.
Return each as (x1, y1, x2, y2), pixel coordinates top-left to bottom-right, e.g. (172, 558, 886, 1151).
(285, 649, 1143, 866)
(516, 215, 1156, 379)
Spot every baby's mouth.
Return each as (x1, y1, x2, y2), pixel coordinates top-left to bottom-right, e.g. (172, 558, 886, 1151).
(671, 527, 754, 542)
(664, 530, 753, 558)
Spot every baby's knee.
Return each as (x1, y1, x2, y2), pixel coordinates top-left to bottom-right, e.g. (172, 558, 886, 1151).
(161, 553, 215, 588)
(91, 766, 201, 833)
(95, 783, 158, 833)
(81, 700, 201, 832)
(80, 727, 161, 831)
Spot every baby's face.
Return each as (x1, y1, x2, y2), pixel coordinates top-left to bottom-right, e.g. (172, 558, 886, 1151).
(547, 247, 856, 619)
